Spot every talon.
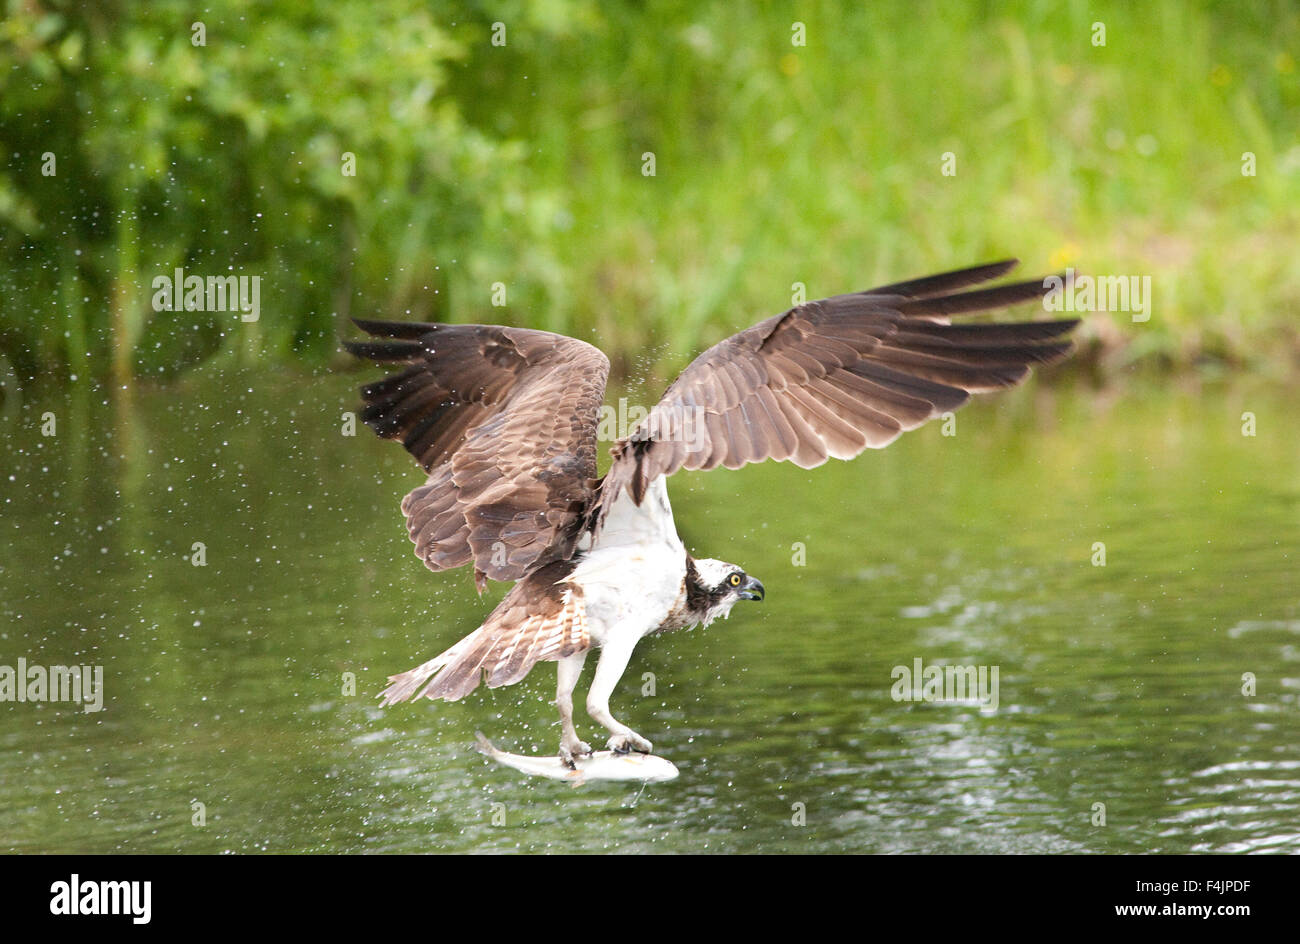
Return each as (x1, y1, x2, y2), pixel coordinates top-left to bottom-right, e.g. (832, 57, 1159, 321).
(559, 739, 592, 768)
(607, 732, 652, 755)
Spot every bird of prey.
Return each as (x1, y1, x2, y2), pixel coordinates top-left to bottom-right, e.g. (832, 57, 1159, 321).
(346, 260, 1077, 765)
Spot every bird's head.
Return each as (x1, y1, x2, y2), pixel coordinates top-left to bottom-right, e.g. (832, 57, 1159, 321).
(687, 557, 765, 625)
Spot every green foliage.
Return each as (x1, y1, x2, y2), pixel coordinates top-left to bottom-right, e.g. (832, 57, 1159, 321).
(0, 0, 544, 385)
(1, 0, 1296, 389)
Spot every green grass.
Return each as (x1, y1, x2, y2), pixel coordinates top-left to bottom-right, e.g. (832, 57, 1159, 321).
(462, 0, 1300, 385)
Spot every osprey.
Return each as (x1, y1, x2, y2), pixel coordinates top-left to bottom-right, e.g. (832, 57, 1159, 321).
(346, 260, 1077, 764)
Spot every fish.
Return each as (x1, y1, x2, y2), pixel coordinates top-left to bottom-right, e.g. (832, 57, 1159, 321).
(475, 733, 680, 785)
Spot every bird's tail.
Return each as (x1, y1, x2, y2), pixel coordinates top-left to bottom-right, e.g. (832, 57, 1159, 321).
(379, 567, 589, 706)
(377, 624, 496, 705)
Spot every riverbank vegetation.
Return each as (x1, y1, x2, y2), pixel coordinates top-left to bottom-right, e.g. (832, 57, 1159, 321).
(1, 1, 1296, 395)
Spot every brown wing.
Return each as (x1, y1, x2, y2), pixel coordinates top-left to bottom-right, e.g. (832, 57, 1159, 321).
(378, 560, 589, 703)
(600, 260, 1078, 511)
(346, 319, 609, 585)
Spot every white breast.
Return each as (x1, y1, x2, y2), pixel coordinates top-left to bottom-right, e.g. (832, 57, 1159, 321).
(567, 477, 685, 648)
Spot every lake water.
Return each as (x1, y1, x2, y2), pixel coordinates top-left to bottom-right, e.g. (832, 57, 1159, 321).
(2, 369, 1297, 853)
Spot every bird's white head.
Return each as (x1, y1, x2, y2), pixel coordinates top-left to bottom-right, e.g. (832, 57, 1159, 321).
(687, 557, 765, 626)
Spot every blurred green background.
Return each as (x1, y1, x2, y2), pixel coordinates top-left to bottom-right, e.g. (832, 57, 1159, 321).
(3, 1, 1299, 855)
(0, 0, 1297, 393)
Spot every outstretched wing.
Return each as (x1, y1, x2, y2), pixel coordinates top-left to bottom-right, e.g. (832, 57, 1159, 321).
(346, 319, 609, 585)
(600, 260, 1078, 510)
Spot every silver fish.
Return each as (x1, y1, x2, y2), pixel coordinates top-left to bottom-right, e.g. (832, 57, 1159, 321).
(475, 733, 680, 785)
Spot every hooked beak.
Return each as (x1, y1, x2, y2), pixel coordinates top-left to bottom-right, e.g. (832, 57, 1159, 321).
(739, 575, 765, 602)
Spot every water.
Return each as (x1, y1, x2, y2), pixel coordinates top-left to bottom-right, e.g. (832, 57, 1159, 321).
(2, 370, 1297, 853)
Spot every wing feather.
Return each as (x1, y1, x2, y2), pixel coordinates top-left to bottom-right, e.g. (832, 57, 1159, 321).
(597, 260, 1078, 520)
(347, 320, 609, 584)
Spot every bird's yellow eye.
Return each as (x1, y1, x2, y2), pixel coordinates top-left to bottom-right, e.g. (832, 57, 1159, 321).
(729, 573, 742, 587)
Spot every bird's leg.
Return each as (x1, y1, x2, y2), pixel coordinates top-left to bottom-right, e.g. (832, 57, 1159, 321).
(556, 651, 591, 767)
(586, 636, 652, 754)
